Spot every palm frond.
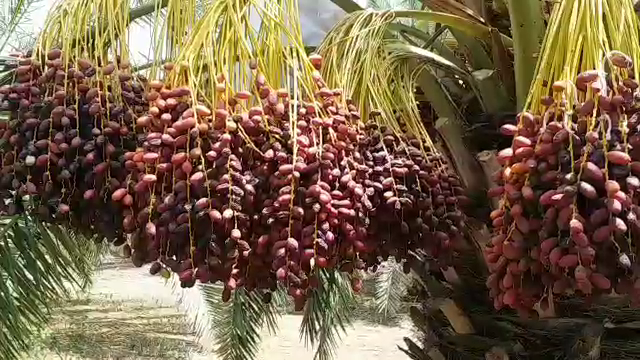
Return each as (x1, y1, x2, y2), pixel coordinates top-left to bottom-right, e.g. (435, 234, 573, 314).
(56, 227, 106, 290)
(391, 10, 513, 46)
(0, 0, 41, 87)
(0, 68, 14, 87)
(422, 0, 486, 24)
(374, 261, 412, 321)
(128, 0, 169, 22)
(386, 41, 467, 76)
(196, 284, 285, 360)
(369, 0, 424, 10)
(0, 0, 43, 54)
(300, 270, 357, 360)
(168, 274, 288, 355)
(130, 1, 168, 28)
(0, 214, 100, 360)
(329, 0, 364, 13)
(387, 23, 465, 69)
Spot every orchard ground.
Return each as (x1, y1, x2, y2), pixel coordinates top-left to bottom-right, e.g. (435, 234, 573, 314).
(32, 257, 412, 360)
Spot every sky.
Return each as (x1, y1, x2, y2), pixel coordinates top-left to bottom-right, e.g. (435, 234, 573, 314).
(3, 0, 370, 63)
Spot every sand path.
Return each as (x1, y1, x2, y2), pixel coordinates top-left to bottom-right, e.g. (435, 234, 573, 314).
(36, 258, 412, 360)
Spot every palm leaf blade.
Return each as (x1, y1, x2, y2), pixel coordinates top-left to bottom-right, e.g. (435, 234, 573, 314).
(300, 270, 357, 360)
(390, 10, 513, 46)
(0, 215, 98, 360)
(386, 41, 467, 76)
(374, 262, 412, 321)
(200, 284, 282, 360)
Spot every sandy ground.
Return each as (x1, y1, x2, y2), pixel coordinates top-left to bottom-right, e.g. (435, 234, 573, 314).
(34, 258, 412, 360)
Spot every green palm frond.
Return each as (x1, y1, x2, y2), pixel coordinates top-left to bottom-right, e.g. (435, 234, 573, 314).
(374, 261, 412, 321)
(329, 0, 364, 13)
(198, 284, 286, 360)
(369, 0, 424, 10)
(386, 43, 482, 117)
(53, 226, 106, 290)
(130, 0, 169, 27)
(386, 41, 467, 76)
(0, 0, 44, 54)
(0, 65, 16, 87)
(391, 10, 512, 46)
(0, 214, 100, 360)
(300, 270, 357, 360)
(0, 0, 42, 88)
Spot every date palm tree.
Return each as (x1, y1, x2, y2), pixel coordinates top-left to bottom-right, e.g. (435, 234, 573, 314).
(4, 1, 610, 360)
